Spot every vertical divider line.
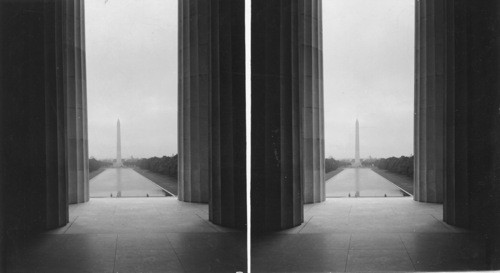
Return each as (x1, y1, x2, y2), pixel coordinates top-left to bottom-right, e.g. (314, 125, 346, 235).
(245, 0, 251, 271)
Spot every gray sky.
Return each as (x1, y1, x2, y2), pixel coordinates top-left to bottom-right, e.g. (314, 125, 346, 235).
(86, 0, 414, 160)
(323, 0, 414, 159)
(86, 0, 177, 159)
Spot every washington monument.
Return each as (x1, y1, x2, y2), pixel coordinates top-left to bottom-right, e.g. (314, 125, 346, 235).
(352, 119, 361, 167)
(113, 119, 123, 168)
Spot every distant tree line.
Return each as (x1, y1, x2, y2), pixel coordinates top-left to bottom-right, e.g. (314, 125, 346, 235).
(130, 154, 412, 178)
(88, 157, 112, 172)
(132, 154, 350, 177)
(325, 157, 350, 173)
(135, 155, 178, 178)
(374, 156, 414, 177)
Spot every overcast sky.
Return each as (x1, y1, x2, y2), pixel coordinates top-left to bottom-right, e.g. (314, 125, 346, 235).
(86, 0, 414, 160)
(86, 0, 177, 159)
(323, 0, 414, 159)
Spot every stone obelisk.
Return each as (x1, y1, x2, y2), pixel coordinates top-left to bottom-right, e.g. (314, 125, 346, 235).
(353, 119, 361, 168)
(114, 119, 123, 168)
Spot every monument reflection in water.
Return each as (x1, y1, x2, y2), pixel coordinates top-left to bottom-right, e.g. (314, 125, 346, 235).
(90, 168, 169, 198)
(326, 119, 409, 197)
(89, 119, 170, 198)
(326, 168, 408, 197)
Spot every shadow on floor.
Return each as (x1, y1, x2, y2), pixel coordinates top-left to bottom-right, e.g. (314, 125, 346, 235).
(252, 198, 491, 272)
(6, 198, 246, 273)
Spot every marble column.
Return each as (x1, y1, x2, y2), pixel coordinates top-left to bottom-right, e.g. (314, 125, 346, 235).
(81, 1, 89, 191)
(251, 0, 303, 231)
(64, 0, 89, 204)
(45, 0, 70, 229)
(414, 0, 445, 203)
(442, 0, 500, 227)
(0, 0, 69, 234)
(442, 1, 500, 268)
(208, 0, 247, 229)
(178, 0, 211, 203)
(299, 0, 325, 204)
(0, 5, 5, 270)
(178, 0, 246, 228)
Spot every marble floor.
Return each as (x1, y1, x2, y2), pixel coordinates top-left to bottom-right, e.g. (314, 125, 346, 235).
(6, 197, 492, 272)
(6, 198, 246, 273)
(252, 197, 490, 272)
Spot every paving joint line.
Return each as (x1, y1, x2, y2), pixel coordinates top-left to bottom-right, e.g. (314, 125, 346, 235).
(297, 215, 314, 233)
(399, 233, 417, 271)
(431, 213, 456, 231)
(194, 212, 219, 232)
(165, 232, 186, 272)
(344, 234, 352, 272)
(112, 234, 119, 273)
(63, 215, 79, 234)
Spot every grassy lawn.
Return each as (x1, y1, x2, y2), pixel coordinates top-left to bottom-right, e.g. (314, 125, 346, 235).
(325, 168, 345, 181)
(371, 167, 413, 195)
(133, 167, 178, 196)
(89, 168, 107, 180)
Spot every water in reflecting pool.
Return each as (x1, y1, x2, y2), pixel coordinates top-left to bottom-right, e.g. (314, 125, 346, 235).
(326, 168, 409, 197)
(90, 168, 170, 197)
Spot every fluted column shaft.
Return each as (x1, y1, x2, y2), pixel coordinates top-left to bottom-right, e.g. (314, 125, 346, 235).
(416, 2, 500, 254)
(442, 0, 500, 268)
(178, 0, 246, 228)
(414, 0, 445, 203)
(0, 0, 69, 234)
(0, 46, 4, 270)
(299, 0, 325, 204)
(46, 0, 69, 229)
(178, 0, 211, 203)
(64, 0, 89, 204)
(251, 0, 303, 231)
(208, 0, 246, 229)
(443, 0, 500, 228)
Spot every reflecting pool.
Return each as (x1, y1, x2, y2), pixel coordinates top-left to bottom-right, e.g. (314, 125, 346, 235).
(90, 168, 170, 197)
(325, 168, 409, 197)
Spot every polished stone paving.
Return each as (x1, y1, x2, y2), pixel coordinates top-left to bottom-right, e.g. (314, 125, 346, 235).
(6, 198, 492, 272)
(90, 168, 170, 198)
(326, 168, 408, 197)
(252, 198, 490, 272)
(6, 198, 246, 273)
